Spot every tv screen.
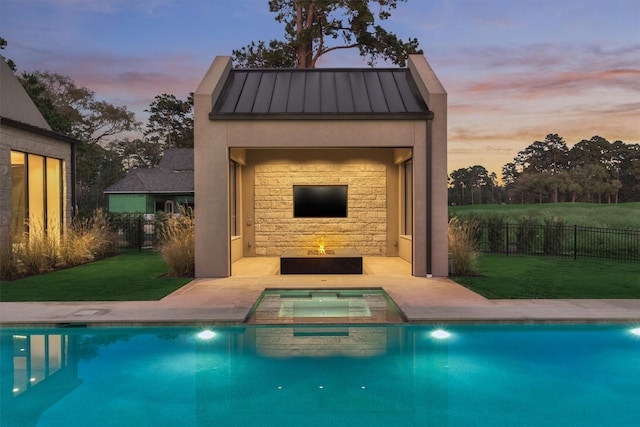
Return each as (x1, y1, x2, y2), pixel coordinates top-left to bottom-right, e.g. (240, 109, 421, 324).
(293, 185, 348, 218)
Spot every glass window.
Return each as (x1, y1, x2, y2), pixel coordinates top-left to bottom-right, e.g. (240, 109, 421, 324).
(164, 200, 174, 214)
(47, 157, 63, 237)
(402, 160, 413, 235)
(11, 151, 64, 240)
(11, 151, 26, 238)
(28, 154, 45, 231)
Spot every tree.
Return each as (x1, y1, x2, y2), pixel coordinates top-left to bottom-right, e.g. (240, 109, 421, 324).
(19, 71, 138, 144)
(233, 0, 422, 68)
(19, 71, 139, 211)
(448, 165, 497, 205)
(144, 94, 194, 150)
(613, 141, 640, 202)
(508, 134, 571, 202)
(20, 72, 73, 134)
(110, 137, 164, 170)
(1, 37, 17, 71)
(75, 143, 126, 211)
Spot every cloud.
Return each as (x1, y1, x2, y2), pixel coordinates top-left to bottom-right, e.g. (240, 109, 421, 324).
(41, 0, 171, 14)
(463, 68, 640, 100)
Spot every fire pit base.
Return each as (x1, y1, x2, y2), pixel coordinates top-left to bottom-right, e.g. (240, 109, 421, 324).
(280, 248, 363, 274)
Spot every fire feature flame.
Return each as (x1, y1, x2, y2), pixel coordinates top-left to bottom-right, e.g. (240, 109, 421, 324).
(316, 237, 326, 255)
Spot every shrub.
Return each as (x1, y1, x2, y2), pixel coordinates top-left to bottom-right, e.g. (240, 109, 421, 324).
(485, 215, 506, 252)
(157, 206, 195, 277)
(0, 240, 19, 280)
(543, 217, 566, 255)
(448, 217, 478, 276)
(516, 216, 538, 253)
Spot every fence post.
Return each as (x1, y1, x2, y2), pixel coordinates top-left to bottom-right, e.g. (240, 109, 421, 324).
(137, 216, 144, 252)
(505, 223, 509, 257)
(574, 225, 577, 260)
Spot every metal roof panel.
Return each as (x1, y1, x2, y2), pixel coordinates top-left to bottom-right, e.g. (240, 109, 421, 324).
(253, 72, 277, 113)
(211, 68, 428, 118)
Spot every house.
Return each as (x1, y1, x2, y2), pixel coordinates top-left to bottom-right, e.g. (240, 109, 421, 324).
(194, 55, 447, 278)
(0, 59, 77, 248)
(104, 148, 194, 214)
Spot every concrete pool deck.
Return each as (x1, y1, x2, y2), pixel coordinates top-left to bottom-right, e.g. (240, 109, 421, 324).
(1, 257, 639, 326)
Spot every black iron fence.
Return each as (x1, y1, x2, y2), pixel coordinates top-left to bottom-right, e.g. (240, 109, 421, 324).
(475, 223, 640, 262)
(107, 216, 640, 262)
(110, 217, 157, 252)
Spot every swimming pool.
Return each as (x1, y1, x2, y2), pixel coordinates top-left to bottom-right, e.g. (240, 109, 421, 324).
(2, 324, 639, 426)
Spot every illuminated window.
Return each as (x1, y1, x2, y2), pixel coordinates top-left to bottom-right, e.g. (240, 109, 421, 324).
(11, 151, 63, 240)
(402, 159, 413, 235)
(10, 151, 26, 237)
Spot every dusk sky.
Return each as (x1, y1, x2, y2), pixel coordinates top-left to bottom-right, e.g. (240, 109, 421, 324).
(1, 0, 639, 176)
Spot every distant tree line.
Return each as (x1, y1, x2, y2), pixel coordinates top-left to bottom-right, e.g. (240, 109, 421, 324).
(449, 134, 640, 205)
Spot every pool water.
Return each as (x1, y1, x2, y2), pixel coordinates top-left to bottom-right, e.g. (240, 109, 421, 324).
(2, 324, 638, 426)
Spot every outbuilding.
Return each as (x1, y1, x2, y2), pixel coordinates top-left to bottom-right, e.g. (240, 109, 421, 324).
(194, 55, 447, 278)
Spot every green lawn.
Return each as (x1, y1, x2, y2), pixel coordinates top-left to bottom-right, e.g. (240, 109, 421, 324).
(0, 252, 192, 302)
(451, 254, 640, 299)
(449, 202, 640, 229)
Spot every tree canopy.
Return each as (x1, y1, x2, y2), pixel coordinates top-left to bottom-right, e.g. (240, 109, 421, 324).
(19, 71, 139, 144)
(449, 134, 639, 206)
(1, 36, 17, 71)
(233, 0, 422, 68)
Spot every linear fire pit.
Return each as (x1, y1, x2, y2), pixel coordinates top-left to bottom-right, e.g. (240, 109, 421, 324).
(280, 248, 363, 274)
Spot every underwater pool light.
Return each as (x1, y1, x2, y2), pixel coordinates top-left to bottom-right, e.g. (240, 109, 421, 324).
(631, 327, 640, 337)
(430, 329, 451, 339)
(197, 330, 216, 340)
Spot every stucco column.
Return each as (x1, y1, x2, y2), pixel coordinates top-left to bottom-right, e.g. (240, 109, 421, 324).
(409, 55, 448, 277)
(194, 57, 232, 277)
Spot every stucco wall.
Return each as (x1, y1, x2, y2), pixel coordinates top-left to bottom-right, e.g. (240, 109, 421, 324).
(249, 150, 390, 256)
(108, 194, 148, 213)
(0, 125, 73, 248)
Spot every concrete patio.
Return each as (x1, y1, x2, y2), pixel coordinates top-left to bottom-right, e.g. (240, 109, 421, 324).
(1, 257, 639, 327)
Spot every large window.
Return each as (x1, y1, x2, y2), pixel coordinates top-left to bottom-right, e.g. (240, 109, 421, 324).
(11, 151, 63, 240)
(401, 159, 413, 236)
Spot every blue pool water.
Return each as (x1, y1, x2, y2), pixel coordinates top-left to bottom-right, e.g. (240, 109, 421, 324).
(2, 324, 639, 427)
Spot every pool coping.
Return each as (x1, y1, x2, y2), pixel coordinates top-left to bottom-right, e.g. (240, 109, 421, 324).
(1, 275, 639, 327)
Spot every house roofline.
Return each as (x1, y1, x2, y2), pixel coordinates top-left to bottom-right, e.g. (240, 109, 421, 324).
(209, 112, 434, 121)
(0, 116, 80, 144)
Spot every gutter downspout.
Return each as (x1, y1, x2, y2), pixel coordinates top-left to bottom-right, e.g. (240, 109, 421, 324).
(71, 142, 77, 218)
(426, 112, 434, 276)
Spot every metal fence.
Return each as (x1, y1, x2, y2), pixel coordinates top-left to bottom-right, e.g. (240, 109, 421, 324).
(110, 217, 157, 252)
(475, 223, 640, 262)
(108, 217, 640, 262)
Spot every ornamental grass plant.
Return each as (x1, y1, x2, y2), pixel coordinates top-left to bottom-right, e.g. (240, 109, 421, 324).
(448, 216, 479, 276)
(157, 206, 195, 277)
(0, 209, 116, 280)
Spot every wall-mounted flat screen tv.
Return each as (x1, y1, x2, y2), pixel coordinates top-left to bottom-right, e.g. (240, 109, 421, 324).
(293, 185, 348, 218)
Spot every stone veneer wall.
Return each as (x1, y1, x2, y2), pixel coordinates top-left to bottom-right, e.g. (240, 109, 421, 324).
(253, 159, 387, 256)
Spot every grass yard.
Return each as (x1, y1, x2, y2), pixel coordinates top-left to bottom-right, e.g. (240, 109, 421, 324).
(0, 252, 191, 302)
(451, 254, 640, 299)
(449, 202, 640, 229)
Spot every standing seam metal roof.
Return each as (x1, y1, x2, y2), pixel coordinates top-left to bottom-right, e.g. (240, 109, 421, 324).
(211, 68, 429, 119)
